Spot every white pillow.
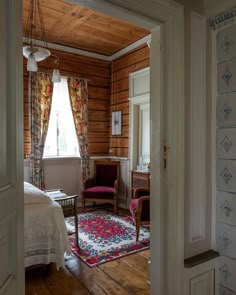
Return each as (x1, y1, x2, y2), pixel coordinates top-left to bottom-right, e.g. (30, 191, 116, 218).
(24, 182, 52, 204)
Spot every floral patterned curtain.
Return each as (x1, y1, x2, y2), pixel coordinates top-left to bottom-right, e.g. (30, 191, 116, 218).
(29, 72, 53, 189)
(67, 78, 90, 181)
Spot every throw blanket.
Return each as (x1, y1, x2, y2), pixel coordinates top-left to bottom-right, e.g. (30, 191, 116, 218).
(24, 182, 71, 268)
(24, 181, 52, 204)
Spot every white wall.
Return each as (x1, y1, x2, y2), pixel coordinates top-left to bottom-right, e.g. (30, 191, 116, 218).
(204, 0, 236, 16)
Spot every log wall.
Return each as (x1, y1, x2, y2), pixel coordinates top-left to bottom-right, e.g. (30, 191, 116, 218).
(110, 44, 150, 158)
(23, 49, 111, 157)
(23, 44, 150, 158)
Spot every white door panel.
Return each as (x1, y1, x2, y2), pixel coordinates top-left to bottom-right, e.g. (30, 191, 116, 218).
(0, 0, 24, 294)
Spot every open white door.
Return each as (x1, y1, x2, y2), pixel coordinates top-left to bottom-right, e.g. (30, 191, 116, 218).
(0, 0, 24, 294)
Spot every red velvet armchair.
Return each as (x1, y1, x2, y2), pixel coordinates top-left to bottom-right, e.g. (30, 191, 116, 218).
(129, 187, 150, 242)
(82, 160, 120, 213)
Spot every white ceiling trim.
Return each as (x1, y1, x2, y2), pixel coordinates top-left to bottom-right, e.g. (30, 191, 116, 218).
(110, 34, 151, 60)
(23, 37, 110, 61)
(23, 34, 151, 62)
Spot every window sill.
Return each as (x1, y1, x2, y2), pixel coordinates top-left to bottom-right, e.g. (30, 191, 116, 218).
(43, 156, 80, 160)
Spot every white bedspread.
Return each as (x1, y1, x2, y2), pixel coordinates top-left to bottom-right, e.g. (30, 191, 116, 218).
(24, 191, 71, 268)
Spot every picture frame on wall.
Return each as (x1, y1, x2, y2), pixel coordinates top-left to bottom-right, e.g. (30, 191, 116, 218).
(112, 110, 122, 135)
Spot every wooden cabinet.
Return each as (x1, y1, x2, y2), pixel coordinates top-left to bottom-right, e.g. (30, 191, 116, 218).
(131, 170, 150, 196)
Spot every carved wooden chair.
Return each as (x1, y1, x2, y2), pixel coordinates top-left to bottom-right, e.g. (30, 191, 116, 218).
(82, 160, 120, 213)
(129, 187, 150, 242)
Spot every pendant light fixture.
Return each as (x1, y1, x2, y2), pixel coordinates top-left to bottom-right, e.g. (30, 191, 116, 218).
(51, 55, 61, 83)
(23, 0, 61, 82)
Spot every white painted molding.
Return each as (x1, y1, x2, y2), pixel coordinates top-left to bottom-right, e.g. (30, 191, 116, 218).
(129, 67, 150, 174)
(186, 12, 207, 254)
(23, 34, 151, 62)
(129, 93, 150, 172)
(129, 93, 150, 103)
(23, 37, 110, 61)
(129, 67, 150, 98)
(208, 6, 236, 30)
(110, 35, 151, 60)
(211, 30, 217, 250)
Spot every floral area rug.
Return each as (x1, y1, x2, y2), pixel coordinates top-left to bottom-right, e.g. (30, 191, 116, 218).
(65, 209, 150, 267)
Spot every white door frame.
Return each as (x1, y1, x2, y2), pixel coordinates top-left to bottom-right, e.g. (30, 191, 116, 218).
(71, 1, 185, 294)
(129, 93, 150, 172)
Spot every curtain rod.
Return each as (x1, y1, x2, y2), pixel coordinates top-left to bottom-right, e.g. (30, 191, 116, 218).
(35, 69, 91, 82)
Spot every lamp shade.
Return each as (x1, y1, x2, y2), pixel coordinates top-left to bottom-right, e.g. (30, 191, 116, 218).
(52, 69, 61, 83)
(23, 46, 51, 62)
(27, 53, 38, 72)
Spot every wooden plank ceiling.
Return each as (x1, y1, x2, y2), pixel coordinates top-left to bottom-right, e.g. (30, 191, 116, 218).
(23, 0, 150, 56)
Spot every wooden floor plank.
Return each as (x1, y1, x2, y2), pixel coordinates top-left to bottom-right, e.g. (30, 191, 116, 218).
(138, 250, 150, 260)
(25, 275, 52, 295)
(43, 264, 90, 295)
(26, 250, 150, 295)
(99, 253, 150, 294)
(66, 255, 130, 295)
(120, 250, 150, 273)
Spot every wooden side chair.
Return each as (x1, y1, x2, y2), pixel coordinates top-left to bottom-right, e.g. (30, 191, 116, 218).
(129, 187, 150, 242)
(82, 160, 120, 213)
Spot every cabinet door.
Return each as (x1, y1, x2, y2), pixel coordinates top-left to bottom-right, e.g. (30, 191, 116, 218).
(190, 270, 214, 295)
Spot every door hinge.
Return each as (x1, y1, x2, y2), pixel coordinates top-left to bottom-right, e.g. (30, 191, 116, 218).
(164, 144, 169, 169)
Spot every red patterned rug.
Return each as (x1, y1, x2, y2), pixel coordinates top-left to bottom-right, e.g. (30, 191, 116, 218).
(65, 209, 150, 268)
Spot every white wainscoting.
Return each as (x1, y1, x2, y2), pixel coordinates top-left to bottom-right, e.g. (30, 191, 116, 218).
(24, 157, 130, 208)
(24, 158, 82, 196)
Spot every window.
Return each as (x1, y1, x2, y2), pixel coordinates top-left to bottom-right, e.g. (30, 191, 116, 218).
(44, 77, 79, 157)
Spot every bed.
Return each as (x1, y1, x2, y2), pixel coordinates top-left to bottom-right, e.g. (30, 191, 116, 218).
(24, 182, 71, 269)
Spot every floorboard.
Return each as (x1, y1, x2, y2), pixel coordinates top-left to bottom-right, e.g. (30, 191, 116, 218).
(25, 250, 150, 295)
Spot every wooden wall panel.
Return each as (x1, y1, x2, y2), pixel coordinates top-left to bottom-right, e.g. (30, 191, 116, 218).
(23, 48, 111, 157)
(110, 44, 150, 158)
(24, 44, 149, 159)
